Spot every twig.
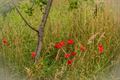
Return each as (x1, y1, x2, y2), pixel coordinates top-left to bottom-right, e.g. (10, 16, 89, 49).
(12, 0, 39, 33)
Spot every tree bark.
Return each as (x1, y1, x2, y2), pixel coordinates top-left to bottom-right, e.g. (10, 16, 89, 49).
(35, 0, 53, 62)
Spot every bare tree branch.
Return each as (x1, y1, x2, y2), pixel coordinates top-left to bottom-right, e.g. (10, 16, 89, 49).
(12, 1, 39, 33)
(35, 0, 53, 61)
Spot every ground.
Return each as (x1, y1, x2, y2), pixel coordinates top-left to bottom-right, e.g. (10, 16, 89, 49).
(0, 54, 25, 80)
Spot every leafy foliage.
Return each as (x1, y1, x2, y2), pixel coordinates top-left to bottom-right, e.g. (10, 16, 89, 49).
(25, 0, 47, 16)
(68, 0, 78, 10)
(68, 0, 95, 10)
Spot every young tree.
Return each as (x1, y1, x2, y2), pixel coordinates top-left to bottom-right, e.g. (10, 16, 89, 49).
(12, 0, 53, 62)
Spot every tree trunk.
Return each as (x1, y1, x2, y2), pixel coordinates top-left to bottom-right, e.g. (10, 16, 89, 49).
(35, 0, 53, 62)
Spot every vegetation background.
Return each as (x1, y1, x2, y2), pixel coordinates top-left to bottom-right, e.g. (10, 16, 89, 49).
(0, 0, 120, 80)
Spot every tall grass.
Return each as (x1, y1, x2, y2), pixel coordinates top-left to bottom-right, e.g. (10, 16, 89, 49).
(0, 0, 120, 80)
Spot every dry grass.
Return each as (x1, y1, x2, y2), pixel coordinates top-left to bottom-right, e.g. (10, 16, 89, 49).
(0, 0, 120, 80)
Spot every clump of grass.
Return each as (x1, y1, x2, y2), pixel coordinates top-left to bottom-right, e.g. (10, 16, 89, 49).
(0, 0, 120, 80)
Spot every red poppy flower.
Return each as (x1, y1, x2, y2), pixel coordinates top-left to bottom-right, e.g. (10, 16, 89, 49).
(54, 41, 65, 49)
(2, 38, 8, 45)
(31, 52, 36, 58)
(80, 45, 86, 52)
(59, 41, 65, 46)
(55, 43, 62, 49)
(68, 39, 74, 45)
(98, 43, 104, 54)
(67, 60, 73, 65)
(71, 52, 77, 56)
(64, 54, 71, 58)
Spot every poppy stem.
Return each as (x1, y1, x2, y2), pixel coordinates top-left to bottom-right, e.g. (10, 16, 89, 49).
(61, 48, 67, 54)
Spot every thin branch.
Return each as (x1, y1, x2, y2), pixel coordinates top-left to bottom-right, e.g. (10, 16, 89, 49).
(12, 1, 39, 33)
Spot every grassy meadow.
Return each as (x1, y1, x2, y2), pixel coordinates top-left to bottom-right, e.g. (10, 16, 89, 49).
(0, 0, 120, 80)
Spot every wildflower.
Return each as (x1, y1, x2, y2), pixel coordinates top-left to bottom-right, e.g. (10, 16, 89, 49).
(98, 43, 104, 54)
(71, 52, 77, 56)
(55, 43, 62, 49)
(64, 54, 71, 58)
(2, 38, 8, 45)
(80, 45, 86, 52)
(54, 41, 65, 49)
(31, 52, 36, 58)
(68, 39, 74, 45)
(67, 60, 73, 65)
(59, 41, 65, 46)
